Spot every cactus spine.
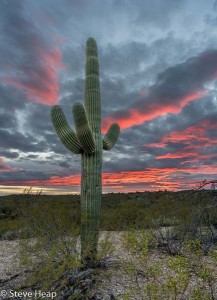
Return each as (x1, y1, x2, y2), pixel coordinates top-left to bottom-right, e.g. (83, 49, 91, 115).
(51, 38, 120, 266)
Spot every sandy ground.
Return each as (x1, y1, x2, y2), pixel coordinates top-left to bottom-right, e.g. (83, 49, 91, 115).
(0, 239, 20, 281)
(0, 233, 126, 299)
(0, 232, 217, 299)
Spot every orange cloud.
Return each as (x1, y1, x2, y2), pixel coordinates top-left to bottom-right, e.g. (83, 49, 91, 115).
(147, 117, 217, 166)
(3, 163, 217, 192)
(103, 50, 217, 132)
(3, 47, 65, 105)
(102, 90, 207, 132)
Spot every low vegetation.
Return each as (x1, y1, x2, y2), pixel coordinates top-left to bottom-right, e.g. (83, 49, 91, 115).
(1, 184, 217, 298)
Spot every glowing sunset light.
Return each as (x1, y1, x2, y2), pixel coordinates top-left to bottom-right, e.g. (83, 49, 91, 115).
(148, 117, 217, 149)
(102, 90, 207, 132)
(3, 164, 217, 192)
(1, 1, 217, 194)
(2, 47, 65, 105)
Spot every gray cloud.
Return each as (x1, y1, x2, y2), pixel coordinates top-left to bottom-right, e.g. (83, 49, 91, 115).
(0, 0, 217, 191)
(0, 0, 63, 105)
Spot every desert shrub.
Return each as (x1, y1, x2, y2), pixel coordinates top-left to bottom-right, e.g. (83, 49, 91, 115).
(17, 201, 116, 294)
(17, 204, 81, 290)
(97, 232, 115, 261)
(1, 188, 217, 238)
(0, 218, 22, 240)
(120, 231, 217, 299)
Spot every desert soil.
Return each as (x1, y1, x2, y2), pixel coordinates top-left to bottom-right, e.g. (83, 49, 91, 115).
(0, 232, 217, 299)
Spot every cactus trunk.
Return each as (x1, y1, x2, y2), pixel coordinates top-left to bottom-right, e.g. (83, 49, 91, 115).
(51, 38, 120, 267)
(80, 38, 102, 265)
(81, 148, 102, 263)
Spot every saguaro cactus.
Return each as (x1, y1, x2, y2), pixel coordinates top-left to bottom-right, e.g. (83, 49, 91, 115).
(51, 38, 120, 266)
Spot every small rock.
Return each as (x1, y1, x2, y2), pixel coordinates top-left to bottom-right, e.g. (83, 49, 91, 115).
(90, 292, 103, 299)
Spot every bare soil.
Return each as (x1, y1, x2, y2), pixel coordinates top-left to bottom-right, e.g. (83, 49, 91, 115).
(0, 232, 217, 299)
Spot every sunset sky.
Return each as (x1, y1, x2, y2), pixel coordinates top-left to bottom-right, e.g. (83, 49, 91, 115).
(0, 0, 217, 195)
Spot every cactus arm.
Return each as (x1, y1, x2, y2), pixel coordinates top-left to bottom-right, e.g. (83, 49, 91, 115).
(51, 105, 82, 154)
(73, 102, 95, 154)
(103, 123, 120, 150)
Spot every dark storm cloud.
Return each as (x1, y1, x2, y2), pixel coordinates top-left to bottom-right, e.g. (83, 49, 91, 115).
(61, 34, 197, 118)
(101, 93, 217, 174)
(0, 0, 217, 191)
(80, 34, 187, 77)
(0, 169, 51, 183)
(139, 94, 217, 145)
(0, 82, 27, 132)
(103, 49, 217, 131)
(97, 33, 217, 118)
(0, 0, 64, 105)
(0, 82, 26, 110)
(103, 149, 183, 173)
(127, 97, 214, 135)
(21, 102, 77, 156)
(155, 49, 217, 91)
(100, 34, 190, 79)
(102, 94, 216, 165)
(60, 78, 84, 106)
(0, 113, 16, 129)
(0, 150, 19, 159)
(0, 129, 49, 153)
(25, 103, 54, 133)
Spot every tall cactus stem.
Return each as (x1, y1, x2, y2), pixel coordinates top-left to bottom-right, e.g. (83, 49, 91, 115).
(51, 37, 120, 267)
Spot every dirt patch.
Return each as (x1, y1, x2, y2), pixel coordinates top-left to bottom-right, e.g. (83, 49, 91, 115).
(0, 232, 217, 299)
